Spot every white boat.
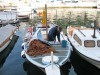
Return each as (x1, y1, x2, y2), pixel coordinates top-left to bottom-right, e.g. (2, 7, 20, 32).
(97, 0, 100, 9)
(0, 11, 19, 25)
(66, 26, 100, 69)
(21, 23, 72, 75)
(17, 4, 31, 20)
(0, 24, 17, 52)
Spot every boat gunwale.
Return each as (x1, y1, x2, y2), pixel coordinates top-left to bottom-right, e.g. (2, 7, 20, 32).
(24, 44, 71, 68)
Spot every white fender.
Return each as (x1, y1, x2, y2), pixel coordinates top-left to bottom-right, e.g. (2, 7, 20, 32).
(21, 42, 27, 50)
(21, 42, 27, 58)
(21, 50, 26, 58)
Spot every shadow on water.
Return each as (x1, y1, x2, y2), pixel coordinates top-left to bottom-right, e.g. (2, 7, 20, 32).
(70, 50, 100, 75)
(0, 35, 19, 68)
(23, 61, 46, 75)
(23, 60, 71, 75)
(60, 61, 71, 75)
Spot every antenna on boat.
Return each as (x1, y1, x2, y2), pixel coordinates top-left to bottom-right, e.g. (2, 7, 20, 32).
(92, 20, 96, 38)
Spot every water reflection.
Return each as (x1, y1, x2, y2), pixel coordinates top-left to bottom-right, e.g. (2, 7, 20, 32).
(70, 50, 100, 75)
(0, 60, 5, 68)
(23, 60, 71, 75)
(0, 35, 19, 68)
(23, 61, 46, 75)
(60, 61, 71, 75)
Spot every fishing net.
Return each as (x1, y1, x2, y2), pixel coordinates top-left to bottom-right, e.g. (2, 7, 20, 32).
(27, 39, 56, 56)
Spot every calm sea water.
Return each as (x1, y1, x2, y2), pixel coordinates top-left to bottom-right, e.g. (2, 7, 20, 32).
(0, 8, 100, 75)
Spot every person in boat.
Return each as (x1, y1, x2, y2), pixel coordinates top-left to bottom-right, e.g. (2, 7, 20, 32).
(48, 26, 62, 43)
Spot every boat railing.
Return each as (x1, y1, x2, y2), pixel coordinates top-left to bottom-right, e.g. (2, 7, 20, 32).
(97, 29, 100, 35)
(78, 29, 86, 37)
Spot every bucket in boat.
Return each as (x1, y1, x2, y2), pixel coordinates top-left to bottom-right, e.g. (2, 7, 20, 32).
(61, 40, 67, 47)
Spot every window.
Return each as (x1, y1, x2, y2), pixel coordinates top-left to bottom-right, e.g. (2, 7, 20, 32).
(73, 34, 82, 45)
(97, 40, 100, 47)
(84, 40, 95, 47)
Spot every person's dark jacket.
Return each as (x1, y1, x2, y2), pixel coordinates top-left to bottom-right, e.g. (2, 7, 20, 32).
(48, 26, 60, 42)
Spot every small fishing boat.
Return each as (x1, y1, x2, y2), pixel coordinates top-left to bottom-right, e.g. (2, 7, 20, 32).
(21, 22, 72, 75)
(66, 25, 100, 69)
(0, 24, 17, 52)
(21, 4, 72, 74)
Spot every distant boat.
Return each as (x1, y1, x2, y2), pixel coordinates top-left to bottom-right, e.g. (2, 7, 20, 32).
(17, 5, 31, 20)
(0, 11, 19, 25)
(21, 22, 72, 75)
(6, 11, 19, 25)
(97, 0, 100, 9)
(66, 26, 100, 69)
(0, 24, 17, 52)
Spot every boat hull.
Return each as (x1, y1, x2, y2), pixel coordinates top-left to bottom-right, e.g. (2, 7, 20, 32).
(66, 26, 100, 69)
(74, 47, 100, 69)
(0, 40, 11, 52)
(0, 25, 17, 53)
(24, 42, 71, 68)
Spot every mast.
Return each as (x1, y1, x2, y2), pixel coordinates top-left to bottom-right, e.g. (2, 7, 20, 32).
(56, 9, 57, 24)
(92, 20, 96, 38)
(45, 4, 48, 40)
(42, 4, 48, 40)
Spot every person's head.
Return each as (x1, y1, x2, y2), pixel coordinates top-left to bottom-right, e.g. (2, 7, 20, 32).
(57, 26, 62, 32)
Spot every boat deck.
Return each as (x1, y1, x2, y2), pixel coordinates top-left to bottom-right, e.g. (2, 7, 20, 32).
(0, 25, 17, 48)
(24, 26, 71, 68)
(25, 42, 71, 68)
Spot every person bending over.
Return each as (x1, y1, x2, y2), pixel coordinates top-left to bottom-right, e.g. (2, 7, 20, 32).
(48, 26, 62, 42)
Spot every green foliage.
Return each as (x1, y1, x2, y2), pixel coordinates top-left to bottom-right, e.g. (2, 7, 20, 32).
(53, 18, 67, 29)
(76, 15, 83, 26)
(28, 10, 100, 33)
(29, 16, 42, 26)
